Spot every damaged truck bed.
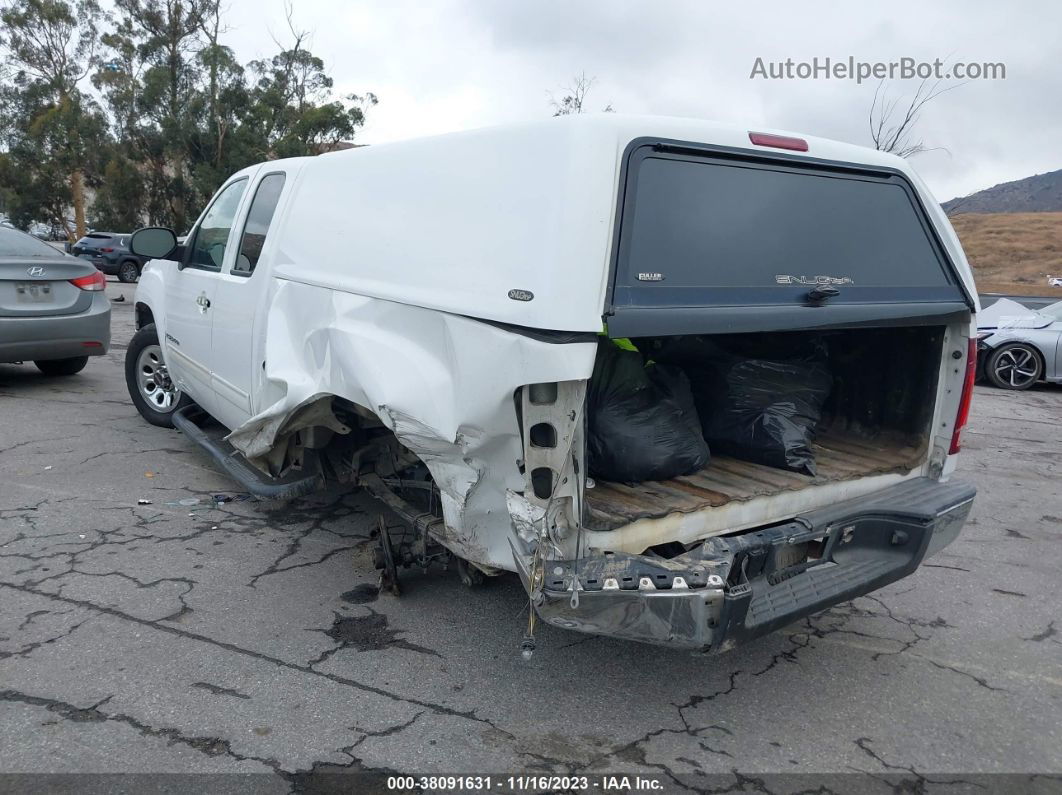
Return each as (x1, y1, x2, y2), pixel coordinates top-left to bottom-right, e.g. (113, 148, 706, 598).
(586, 430, 927, 530)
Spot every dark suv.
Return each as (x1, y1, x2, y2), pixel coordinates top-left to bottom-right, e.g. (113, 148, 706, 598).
(71, 232, 145, 283)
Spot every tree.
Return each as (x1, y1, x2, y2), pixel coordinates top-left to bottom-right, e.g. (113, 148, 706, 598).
(91, 153, 146, 229)
(244, 8, 376, 160)
(0, 0, 107, 238)
(3, 0, 376, 234)
(106, 0, 221, 229)
(868, 78, 960, 158)
(549, 72, 613, 116)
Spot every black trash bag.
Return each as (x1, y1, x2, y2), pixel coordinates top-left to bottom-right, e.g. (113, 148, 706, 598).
(587, 341, 709, 482)
(692, 355, 832, 477)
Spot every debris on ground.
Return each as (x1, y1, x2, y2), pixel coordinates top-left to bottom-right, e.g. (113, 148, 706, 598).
(212, 493, 252, 504)
(137, 498, 152, 505)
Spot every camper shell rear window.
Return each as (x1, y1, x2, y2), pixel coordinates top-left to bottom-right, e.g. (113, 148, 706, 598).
(607, 141, 969, 335)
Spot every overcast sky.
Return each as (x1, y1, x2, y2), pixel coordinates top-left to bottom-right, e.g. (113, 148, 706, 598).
(223, 0, 1060, 202)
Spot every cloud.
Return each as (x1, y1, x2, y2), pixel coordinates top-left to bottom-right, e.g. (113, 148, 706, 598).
(221, 0, 1060, 200)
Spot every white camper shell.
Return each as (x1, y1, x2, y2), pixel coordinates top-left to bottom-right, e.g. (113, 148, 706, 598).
(127, 115, 978, 651)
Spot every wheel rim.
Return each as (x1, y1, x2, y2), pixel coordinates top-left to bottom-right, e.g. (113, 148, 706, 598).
(136, 344, 181, 411)
(120, 262, 138, 281)
(993, 347, 1039, 388)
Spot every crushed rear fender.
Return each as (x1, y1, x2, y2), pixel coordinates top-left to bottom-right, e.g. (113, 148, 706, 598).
(224, 279, 597, 570)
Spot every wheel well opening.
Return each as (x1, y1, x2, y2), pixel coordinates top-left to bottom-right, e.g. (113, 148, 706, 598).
(323, 398, 442, 514)
(135, 302, 154, 330)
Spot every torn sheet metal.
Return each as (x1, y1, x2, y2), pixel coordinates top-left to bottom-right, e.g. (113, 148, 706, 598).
(225, 278, 596, 571)
(234, 393, 350, 476)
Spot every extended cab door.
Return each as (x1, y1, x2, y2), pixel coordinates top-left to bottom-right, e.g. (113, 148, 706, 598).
(209, 170, 291, 430)
(162, 175, 252, 420)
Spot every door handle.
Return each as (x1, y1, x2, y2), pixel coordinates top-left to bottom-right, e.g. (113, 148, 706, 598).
(196, 293, 211, 312)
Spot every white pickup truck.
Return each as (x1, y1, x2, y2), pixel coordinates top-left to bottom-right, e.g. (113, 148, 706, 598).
(127, 115, 978, 652)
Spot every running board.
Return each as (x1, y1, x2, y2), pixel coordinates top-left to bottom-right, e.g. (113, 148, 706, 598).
(172, 405, 325, 500)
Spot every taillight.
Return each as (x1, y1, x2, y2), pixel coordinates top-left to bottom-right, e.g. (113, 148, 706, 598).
(949, 338, 977, 455)
(99, 247, 114, 253)
(69, 271, 106, 291)
(749, 132, 809, 152)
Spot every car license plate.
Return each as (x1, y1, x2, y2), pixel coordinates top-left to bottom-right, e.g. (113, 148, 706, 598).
(15, 282, 53, 303)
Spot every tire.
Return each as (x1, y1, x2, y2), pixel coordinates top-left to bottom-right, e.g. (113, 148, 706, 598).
(125, 324, 192, 427)
(34, 357, 88, 376)
(117, 260, 140, 283)
(985, 343, 1043, 390)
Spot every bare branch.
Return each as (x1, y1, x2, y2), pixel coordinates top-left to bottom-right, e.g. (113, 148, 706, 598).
(869, 76, 965, 158)
(548, 71, 613, 116)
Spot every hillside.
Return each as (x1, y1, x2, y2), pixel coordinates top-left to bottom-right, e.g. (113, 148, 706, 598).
(943, 168, 1062, 214)
(949, 211, 1062, 294)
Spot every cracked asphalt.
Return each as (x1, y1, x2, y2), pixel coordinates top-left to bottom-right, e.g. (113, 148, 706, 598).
(1, 278, 1061, 792)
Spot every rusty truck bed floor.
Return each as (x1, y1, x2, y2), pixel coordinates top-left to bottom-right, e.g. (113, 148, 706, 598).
(585, 429, 927, 531)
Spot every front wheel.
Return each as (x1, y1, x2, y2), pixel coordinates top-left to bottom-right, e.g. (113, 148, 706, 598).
(985, 343, 1043, 390)
(117, 260, 140, 283)
(125, 323, 192, 427)
(35, 357, 88, 376)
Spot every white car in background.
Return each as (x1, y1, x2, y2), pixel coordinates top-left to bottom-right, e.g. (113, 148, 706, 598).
(977, 297, 1062, 389)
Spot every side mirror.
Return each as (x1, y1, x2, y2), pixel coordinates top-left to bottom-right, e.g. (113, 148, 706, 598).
(130, 227, 178, 259)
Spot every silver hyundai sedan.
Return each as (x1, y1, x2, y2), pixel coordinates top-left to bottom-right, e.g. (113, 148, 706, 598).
(0, 225, 111, 375)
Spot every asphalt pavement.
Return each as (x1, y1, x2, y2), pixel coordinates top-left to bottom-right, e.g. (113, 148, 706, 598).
(1, 278, 1060, 793)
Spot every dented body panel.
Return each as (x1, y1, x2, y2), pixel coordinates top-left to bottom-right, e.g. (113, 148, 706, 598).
(226, 280, 598, 569)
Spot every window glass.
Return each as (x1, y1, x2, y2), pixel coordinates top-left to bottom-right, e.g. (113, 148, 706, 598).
(625, 157, 949, 291)
(234, 173, 286, 275)
(187, 179, 247, 270)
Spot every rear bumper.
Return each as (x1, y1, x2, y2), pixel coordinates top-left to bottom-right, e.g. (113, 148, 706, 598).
(0, 293, 111, 362)
(522, 477, 974, 652)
